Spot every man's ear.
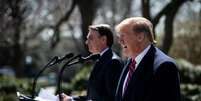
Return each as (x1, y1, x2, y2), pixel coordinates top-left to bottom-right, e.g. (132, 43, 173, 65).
(137, 32, 145, 42)
(101, 36, 107, 43)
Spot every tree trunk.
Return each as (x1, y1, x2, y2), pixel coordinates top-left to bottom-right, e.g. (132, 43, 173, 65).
(77, 0, 97, 55)
(162, 15, 174, 54)
(9, 0, 25, 77)
(142, 0, 151, 20)
(161, 0, 187, 54)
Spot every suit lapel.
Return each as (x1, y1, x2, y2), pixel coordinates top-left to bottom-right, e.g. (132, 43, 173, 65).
(88, 48, 113, 99)
(115, 59, 131, 101)
(89, 48, 113, 82)
(99, 48, 113, 64)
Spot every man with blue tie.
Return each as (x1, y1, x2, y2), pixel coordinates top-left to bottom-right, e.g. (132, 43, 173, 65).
(115, 17, 181, 101)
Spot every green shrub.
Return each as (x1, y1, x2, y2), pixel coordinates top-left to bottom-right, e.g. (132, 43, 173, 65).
(176, 59, 201, 101)
(0, 76, 32, 101)
(61, 64, 92, 95)
(1, 59, 201, 101)
(181, 84, 201, 101)
(0, 94, 18, 101)
(70, 64, 92, 91)
(176, 59, 201, 84)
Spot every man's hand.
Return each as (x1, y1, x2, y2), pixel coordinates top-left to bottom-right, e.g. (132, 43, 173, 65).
(60, 93, 73, 101)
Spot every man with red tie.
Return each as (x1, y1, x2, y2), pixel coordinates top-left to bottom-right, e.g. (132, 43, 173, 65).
(115, 17, 181, 101)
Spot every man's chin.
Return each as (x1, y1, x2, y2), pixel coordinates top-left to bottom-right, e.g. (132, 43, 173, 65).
(122, 49, 128, 55)
(88, 49, 94, 53)
(89, 50, 99, 54)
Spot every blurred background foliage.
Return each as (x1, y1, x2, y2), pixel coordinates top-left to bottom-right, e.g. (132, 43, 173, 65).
(0, 0, 200, 101)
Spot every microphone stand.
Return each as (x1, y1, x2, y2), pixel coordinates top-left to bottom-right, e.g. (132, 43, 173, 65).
(57, 54, 100, 101)
(57, 55, 82, 101)
(31, 56, 58, 99)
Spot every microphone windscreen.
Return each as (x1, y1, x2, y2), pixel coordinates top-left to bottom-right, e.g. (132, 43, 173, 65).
(81, 54, 100, 61)
(65, 53, 74, 59)
(56, 53, 74, 64)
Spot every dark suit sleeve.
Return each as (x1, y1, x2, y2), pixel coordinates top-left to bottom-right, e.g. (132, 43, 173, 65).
(150, 62, 181, 101)
(73, 96, 87, 101)
(105, 59, 123, 101)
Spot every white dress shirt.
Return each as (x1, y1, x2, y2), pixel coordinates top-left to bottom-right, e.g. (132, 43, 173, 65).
(100, 47, 109, 56)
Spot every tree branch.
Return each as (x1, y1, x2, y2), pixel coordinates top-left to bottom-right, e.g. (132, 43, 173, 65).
(152, 0, 192, 27)
(152, 1, 173, 27)
(51, 0, 77, 49)
(160, 0, 191, 53)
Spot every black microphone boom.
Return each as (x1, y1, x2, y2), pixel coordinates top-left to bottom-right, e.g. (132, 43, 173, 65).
(57, 54, 81, 101)
(31, 56, 58, 99)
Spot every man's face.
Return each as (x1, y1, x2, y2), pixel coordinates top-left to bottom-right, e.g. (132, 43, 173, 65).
(85, 29, 104, 54)
(117, 26, 139, 57)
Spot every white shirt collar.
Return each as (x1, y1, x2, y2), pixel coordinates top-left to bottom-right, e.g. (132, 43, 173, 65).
(100, 47, 109, 56)
(135, 45, 151, 68)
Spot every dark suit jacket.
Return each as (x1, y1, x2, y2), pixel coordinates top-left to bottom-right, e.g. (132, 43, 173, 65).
(115, 44, 181, 101)
(74, 48, 122, 101)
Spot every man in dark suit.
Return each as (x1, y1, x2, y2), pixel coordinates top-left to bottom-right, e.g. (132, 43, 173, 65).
(115, 17, 181, 101)
(62, 24, 122, 101)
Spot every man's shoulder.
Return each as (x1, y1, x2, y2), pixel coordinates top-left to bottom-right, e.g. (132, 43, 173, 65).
(105, 51, 122, 65)
(153, 47, 177, 72)
(111, 52, 120, 60)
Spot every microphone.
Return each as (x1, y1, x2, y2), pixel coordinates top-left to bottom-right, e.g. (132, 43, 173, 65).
(65, 54, 100, 66)
(54, 53, 74, 64)
(79, 54, 100, 62)
(31, 53, 74, 99)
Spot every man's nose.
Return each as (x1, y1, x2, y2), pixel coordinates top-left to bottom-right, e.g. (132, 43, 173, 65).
(85, 40, 88, 45)
(118, 37, 124, 44)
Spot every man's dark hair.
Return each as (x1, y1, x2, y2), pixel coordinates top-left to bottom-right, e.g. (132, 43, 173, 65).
(89, 24, 114, 47)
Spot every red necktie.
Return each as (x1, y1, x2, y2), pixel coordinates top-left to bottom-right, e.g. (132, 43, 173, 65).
(123, 59, 136, 96)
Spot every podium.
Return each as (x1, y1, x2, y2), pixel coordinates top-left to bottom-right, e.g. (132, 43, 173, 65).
(16, 54, 99, 101)
(17, 88, 59, 101)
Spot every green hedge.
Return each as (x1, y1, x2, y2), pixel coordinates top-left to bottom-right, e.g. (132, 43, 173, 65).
(0, 76, 32, 101)
(61, 64, 92, 95)
(66, 59, 201, 101)
(176, 59, 201, 101)
(0, 59, 201, 101)
(176, 59, 201, 84)
(181, 84, 201, 101)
